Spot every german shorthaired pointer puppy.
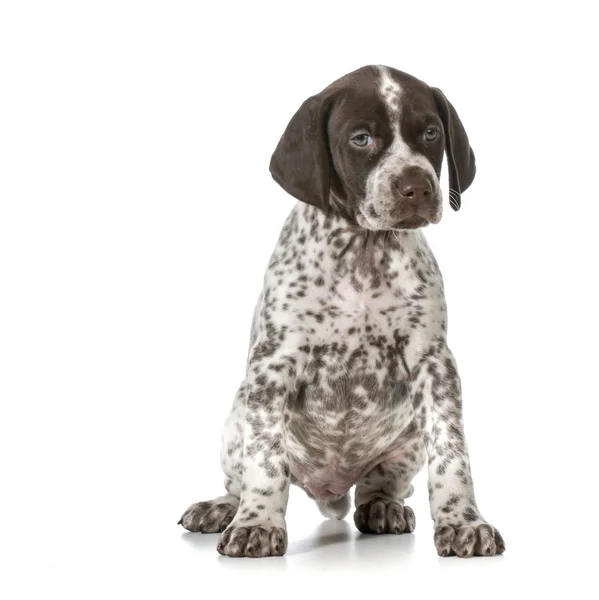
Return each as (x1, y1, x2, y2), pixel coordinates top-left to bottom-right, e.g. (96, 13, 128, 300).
(179, 65, 504, 559)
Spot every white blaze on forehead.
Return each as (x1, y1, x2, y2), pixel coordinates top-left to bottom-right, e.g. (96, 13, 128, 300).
(378, 67, 402, 114)
(373, 66, 418, 171)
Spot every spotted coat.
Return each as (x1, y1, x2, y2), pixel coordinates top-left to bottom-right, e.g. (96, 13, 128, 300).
(179, 65, 504, 559)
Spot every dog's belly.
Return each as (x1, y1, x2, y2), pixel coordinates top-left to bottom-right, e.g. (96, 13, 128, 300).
(289, 445, 412, 499)
(287, 374, 417, 500)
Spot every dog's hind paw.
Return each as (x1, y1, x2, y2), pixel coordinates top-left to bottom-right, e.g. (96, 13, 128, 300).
(354, 498, 415, 534)
(178, 495, 238, 533)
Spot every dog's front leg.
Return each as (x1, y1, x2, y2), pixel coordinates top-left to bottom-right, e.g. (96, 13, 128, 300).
(216, 346, 298, 558)
(412, 341, 505, 558)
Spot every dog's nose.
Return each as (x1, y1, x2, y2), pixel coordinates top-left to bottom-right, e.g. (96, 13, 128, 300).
(396, 177, 432, 203)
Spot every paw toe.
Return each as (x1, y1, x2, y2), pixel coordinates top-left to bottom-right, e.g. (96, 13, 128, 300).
(494, 529, 506, 554)
(434, 525, 456, 557)
(269, 527, 288, 556)
(403, 505, 416, 533)
(386, 502, 405, 533)
(474, 523, 496, 556)
(454, 526, 476, 558)
(368, 500, 387, 533)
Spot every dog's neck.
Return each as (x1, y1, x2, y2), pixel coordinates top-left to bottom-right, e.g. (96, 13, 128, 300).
(299, 202, 415, 279)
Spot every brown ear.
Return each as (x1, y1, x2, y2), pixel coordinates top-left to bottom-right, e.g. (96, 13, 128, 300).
(269, 92, 334, 211)
(432, 88, 476, 211)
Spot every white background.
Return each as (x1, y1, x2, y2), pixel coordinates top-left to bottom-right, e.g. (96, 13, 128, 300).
(1, 1, 598, 598)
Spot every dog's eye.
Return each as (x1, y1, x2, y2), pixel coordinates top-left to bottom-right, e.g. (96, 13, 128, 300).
(424, 127, 439, 142)
(351, 134, 373, 147)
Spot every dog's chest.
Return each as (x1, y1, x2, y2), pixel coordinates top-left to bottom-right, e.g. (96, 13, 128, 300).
(302, 263, 411, 392)
(302, 239, 422, 373)
(286, 265, 415, 484)
(308, 273, 403, 371)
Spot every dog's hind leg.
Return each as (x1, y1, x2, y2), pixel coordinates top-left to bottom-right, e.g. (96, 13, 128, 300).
(353, 431, 426, 534)
(178, 382, 246, 533)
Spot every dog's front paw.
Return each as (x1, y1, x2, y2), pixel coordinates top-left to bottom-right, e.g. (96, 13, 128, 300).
(217, 523, 288, 558)
(354, 499, 416, 534)
(434, 521, 505, 558)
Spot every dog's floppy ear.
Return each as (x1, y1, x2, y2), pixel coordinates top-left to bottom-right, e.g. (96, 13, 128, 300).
(432, 88, 476, 211)
(269, 92, 335, 211)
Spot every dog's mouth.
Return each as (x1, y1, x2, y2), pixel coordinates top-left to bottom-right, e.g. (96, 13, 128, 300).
(356, 205, 440, 232)
(392, 215, 430, 230)
(357, 197, 442, 232)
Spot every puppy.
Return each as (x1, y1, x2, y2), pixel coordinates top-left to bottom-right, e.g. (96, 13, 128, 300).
(179, 65, 504, 559)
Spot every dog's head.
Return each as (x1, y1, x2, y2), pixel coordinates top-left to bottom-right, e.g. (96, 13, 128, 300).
(270, 65, 475, 230)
